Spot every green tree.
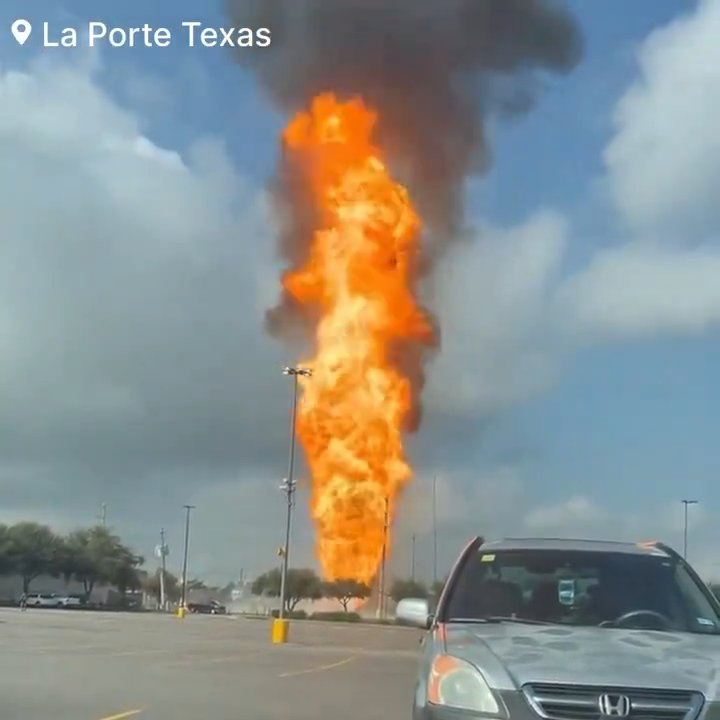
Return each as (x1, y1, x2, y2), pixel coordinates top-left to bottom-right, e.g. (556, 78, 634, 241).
(54, 535, 77, 584)
(0, 524, 12, 575)
(111, 546, 144, 597)
(143, 569, 180, 604)
(390, 578, 429, 604)
(431, 577, 450, 597)
(324, 578, 371, 611)
(252, 567, 323, 611)
(64, 525, 141, 601)
(6, 522, 62, 593)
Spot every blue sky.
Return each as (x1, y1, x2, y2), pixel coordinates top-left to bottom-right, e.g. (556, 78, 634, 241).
(0, 0, 718, 582)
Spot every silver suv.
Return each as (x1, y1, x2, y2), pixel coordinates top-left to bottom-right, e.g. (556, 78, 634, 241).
(397, 537, 720, 720)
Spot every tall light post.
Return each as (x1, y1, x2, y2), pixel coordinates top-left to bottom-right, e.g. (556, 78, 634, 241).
(279, 366, 311, 621)
(180, 504, 195, 610)
(432, 475, 438, 586)
(411, 533, 416, 582)
(156, 527, 169, 611)
(682, 499, 698, 559)
(377, 496, 389, 619)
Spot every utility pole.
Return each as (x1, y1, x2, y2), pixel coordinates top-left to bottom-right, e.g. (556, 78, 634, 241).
(159, 528, 167, 611)
(99, 503, 107, 526)
(279, 366, 311, 619)
(411, 534, 416, 582)
(432, 475, 438, 586)
(180, 505, 195, 609)
(682, 499, 698, 559)
(377, 496, 389, 619)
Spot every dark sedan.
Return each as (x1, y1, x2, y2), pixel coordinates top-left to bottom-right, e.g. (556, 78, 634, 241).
(187, 600, 226, 614)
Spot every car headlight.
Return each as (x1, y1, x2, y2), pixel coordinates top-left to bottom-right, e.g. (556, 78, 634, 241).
(427, 654, 501, 714)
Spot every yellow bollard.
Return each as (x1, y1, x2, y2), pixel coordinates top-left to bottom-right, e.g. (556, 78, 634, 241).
(176, 606, 186, 619)
(271, 618, 289, 644)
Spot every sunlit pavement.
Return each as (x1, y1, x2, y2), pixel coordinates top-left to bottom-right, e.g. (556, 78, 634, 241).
(0, 608, 422, 719)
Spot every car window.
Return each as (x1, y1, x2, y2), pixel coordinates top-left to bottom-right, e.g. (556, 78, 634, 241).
(674, 562, 720, 632)
(444, 548, 720, 634)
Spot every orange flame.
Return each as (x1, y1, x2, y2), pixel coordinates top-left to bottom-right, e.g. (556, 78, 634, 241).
(281, 93, 433, 585)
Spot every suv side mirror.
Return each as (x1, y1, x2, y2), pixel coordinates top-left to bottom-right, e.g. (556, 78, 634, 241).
(395, 598, 432, 629)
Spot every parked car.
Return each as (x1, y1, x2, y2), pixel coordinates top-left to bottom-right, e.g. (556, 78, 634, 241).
(187, 600, 227, 615)
(397, 537, 720, 720)
(24, 593, 63, 608)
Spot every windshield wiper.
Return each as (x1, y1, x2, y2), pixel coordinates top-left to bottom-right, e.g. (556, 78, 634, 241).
(448, 616, 554, 625)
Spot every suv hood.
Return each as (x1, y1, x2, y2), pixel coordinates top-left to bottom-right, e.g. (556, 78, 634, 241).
(444, 623, 720, 697)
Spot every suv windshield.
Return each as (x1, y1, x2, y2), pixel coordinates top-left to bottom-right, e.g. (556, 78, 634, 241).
(445, 548, 720, 634)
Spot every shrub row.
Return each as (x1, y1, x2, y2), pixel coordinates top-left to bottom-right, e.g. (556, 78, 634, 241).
(310, 611, 361, 622)
(269, 609, 362, 622)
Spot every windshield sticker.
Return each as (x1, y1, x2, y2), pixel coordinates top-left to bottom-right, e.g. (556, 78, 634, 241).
(558, 579, 575, 606)
(480, 554, 495, 562)
(697, 617, 715, 626)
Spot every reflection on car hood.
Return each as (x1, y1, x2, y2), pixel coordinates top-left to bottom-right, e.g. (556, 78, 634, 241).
(444, 623, 720, 697)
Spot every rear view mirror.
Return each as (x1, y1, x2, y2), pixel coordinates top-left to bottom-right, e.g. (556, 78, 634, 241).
(396, 598, 432, 629)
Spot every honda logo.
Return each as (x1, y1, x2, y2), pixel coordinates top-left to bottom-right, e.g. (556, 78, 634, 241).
(598, 694, 631, 717)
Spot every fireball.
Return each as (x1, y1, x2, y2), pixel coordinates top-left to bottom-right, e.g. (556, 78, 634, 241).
(281, 93, 433, 584)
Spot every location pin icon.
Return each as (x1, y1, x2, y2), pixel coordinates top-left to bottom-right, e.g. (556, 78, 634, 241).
(11, 19, 32, 46)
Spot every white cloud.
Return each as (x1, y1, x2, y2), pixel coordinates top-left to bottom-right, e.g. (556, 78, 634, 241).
(522, 495, 706, 548)
(181, 472, 309, 583)
(426, 211, 567, 415)
(428, 222, 720, 421)
(604, 0, 720, 236)
(396, 466, 524, 532)
(427, 0, 720, 409)
(394, 0, 720, 573)
(390, 465, 526, 580)
(0, 55, 281, 431)
(524, 496, 602, 534)
(556, 242, 720, 340)
(0, 54, 295, 577)
(389, 477, 715, 582)
(518, 495, 720, 580)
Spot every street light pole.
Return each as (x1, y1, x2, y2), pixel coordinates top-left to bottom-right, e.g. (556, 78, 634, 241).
(432, 475, 438, 586)
(377, 496, 389, 619)
(682, 499, 698, 559)
(159, 527, 167, 610)
(411, 534, 416, 582)
(180, 504, 195, 609)
(279, 366, 311, 620)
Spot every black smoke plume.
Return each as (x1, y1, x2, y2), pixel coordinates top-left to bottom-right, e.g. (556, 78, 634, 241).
(227, 0, 582, 234)
(226, 0, 582, 427)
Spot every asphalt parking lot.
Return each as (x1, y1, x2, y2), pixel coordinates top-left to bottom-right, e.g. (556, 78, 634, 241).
(0, 608, 423, 719)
